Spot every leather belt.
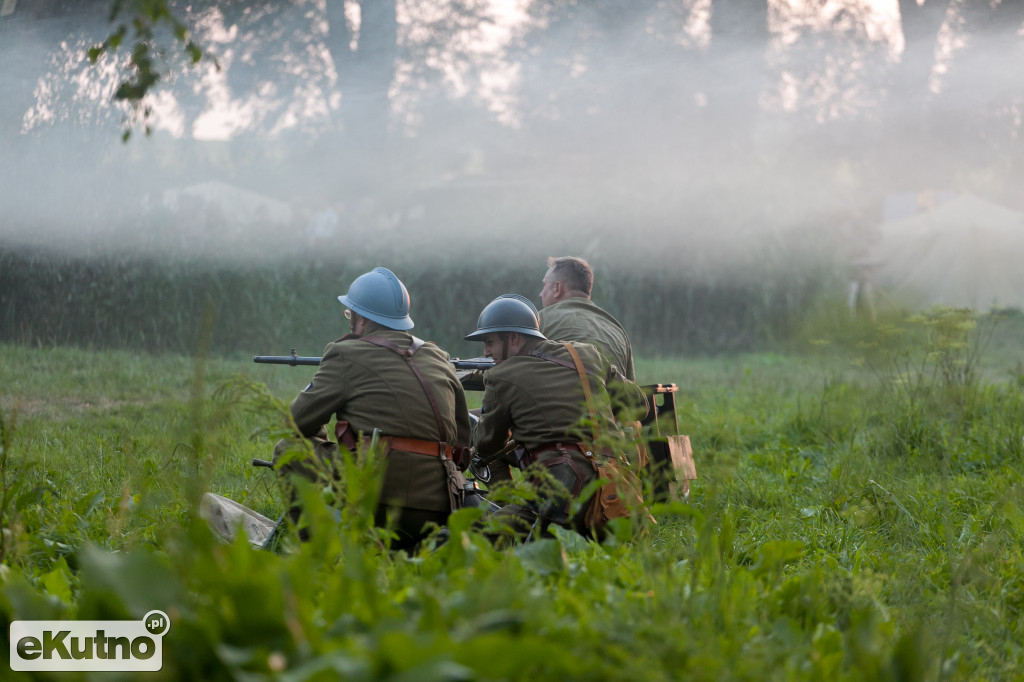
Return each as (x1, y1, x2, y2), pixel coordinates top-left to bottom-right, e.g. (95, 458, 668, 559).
(529, 442, 587, 463)
(529, 442, 620, 465)
(371, 435, 453, 459)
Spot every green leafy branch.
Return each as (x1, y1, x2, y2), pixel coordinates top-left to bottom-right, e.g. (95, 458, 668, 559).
(87, 0, 210, 140)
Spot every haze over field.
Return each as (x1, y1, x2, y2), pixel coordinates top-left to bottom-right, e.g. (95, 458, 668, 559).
(1, 0, 1022, 278)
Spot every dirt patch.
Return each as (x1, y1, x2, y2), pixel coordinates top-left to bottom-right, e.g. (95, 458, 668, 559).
(0, 395, 141, 421)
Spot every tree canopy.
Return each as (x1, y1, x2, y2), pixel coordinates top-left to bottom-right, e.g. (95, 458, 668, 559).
(1, 0, 1022, 272)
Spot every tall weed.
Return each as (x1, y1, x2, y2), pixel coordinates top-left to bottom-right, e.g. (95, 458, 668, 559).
(859, 307, 997, 459)
(4, 341, 1024, 678)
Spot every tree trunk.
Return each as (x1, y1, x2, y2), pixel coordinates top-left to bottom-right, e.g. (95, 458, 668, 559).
(324, 0, 353, 132)
(327, 0, 396, 200)
(705, 0, 770, 148)
(868, 0, 949, 195)
(347, 0, 397, 143)
(932, 0, 1024, 200)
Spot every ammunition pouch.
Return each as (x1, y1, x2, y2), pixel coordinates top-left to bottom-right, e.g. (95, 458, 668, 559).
(582, 449, 645, 534)
(334, 420, 357, 451)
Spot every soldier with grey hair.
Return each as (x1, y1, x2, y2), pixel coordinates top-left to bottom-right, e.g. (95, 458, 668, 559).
(538, 256, 636, 381)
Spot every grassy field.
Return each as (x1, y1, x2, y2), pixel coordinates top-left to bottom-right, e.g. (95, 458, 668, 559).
(2, 307, 1024, 680)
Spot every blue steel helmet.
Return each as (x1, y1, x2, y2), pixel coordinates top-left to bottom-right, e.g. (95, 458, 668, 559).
(338, 267, 414, 330)
(465, 294, 546, 341)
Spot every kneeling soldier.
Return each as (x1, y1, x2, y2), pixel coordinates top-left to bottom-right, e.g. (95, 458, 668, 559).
(466, 294, 645, 541)
(274, 267, 470, 550)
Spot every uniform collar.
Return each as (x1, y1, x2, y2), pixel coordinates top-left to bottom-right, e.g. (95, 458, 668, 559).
(549, 296, 594, 309)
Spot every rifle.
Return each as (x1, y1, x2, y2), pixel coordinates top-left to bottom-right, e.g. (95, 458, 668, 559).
(253, 348, 494, 372)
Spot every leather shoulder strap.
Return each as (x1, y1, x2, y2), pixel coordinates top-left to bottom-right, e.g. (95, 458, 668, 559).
(359, 334, 426, 356)
(359, 335, 447, 443)
(562, 342, 601, 441)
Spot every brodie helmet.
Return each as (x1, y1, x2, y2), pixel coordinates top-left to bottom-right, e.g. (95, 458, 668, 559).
(338, 267, 414, 330)
(464, 294, 545, 341)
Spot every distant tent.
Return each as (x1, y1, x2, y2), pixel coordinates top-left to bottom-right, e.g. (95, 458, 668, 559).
(162, 180, 293, 225)
(868, 194, 1024, 311)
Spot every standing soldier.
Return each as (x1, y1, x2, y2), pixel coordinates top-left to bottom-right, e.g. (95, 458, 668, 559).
(538, 256, 636, 381)
(466, 295, 646, 541)
(274, 267, 470, 551)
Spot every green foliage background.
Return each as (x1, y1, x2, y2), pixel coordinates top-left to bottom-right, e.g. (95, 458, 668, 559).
(2, 306, 1024, 680)
(0, 247, 827, 359)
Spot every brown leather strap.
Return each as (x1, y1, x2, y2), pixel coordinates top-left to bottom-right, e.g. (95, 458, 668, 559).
(370, 435, 453, 459)
(335, 420, 357, 450)
(360, 335, 450, 451)
(562, 342, 601, 442)
(531, 442, 587, 458)
(532, 441, 615, 460)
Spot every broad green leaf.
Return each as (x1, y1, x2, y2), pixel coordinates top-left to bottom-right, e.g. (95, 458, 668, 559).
(514, 538, 567, 576)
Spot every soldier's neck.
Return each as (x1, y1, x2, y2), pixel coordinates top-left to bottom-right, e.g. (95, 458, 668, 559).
(360, 320, 401, 337)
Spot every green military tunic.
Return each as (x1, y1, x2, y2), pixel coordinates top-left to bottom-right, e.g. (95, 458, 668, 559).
(474, 338, 618, 456)
(539, 297, 636, 381)
(287, 322, 470, 515)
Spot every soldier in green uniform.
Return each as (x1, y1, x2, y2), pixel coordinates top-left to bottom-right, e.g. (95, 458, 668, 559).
(538, 256, 636, 381)
(274, 267, 471, 551)
(466, 295, 645, 541)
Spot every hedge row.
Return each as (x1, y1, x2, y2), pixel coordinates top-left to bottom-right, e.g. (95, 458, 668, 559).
(0, 245, 834, 358)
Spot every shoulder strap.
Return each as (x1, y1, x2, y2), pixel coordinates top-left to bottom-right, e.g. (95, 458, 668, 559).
(561, 342, 601, 441)
(359, 334, 425, 356)
(360, 335, 448, 444)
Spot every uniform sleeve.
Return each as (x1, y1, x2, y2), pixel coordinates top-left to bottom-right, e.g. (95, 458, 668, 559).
(473, 376, 513, 456)
(288, 342, 349, 438)
(623, 343, 636, 382)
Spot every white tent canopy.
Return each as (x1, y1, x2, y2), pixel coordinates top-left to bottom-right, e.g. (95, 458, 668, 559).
(868, 194, 1024, 311)
(162, 180, 293, 225)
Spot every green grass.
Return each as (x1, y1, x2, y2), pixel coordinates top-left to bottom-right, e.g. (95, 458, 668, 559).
(2, 311, 1024, 680)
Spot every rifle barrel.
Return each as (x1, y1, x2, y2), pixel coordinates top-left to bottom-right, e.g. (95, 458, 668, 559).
(451, 359, 494, 371)
(253, 355, 322, 366)
(252, 355, 495, 371)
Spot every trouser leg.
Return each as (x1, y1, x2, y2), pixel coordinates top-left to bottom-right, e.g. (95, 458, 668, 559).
(484, 503, 537, 547)
(534, 451, 597, 535)
(374, 505, 450, 552)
